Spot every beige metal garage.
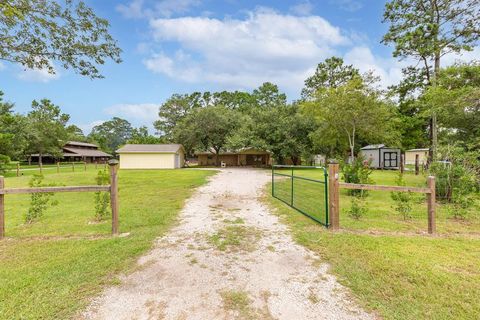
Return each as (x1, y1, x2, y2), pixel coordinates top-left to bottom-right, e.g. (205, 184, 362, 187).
(116, 144, 185, 169)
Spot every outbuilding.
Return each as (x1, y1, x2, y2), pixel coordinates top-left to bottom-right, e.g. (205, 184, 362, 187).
(359, 144, 401, 169)
(116, 144, 185, 169)
(196, 148, 271, 167)
(405, 148, 429, 166)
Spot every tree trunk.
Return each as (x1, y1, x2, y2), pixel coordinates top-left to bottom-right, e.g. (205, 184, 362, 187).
(39, 154, 43, 167)
(214, 149, 220, 167)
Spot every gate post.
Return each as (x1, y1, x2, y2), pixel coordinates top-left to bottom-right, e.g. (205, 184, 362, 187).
(427, 176, 436, 234)
(328, 163, 340, 230)
(0, 176, 4, 239)
(109, 160, 119, 235)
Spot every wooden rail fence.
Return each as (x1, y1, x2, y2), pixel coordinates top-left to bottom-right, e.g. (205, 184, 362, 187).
(10, 161, 108, 177)
(328, 163, 436, 234)
(0, 161, 119, 239)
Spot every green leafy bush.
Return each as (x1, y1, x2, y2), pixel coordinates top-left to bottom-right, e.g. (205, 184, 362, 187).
(342, 156, 374, 196)
(25, 174, 57, 223)
(347, 194, 368, 220)
(94, 170, 110, 221)
(391, 173, 414, 220)
(0, 154, 10, 175)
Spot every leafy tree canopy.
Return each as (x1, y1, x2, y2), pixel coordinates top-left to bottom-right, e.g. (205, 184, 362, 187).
(88, 117, 133, 154)
(0, 0, 122, 78)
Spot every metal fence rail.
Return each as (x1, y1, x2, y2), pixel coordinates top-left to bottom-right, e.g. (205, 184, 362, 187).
(272, 165, 329, 227)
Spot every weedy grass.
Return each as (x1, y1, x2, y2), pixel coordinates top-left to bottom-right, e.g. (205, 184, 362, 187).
(0, 168, 215, 319)
(266, 169, 480, 320)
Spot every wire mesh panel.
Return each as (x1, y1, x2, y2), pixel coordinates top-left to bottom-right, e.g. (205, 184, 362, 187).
(272, 165, 329, 227)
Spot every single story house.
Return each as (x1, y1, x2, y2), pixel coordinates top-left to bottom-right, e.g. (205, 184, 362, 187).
(29, 141, 111, 164)
(359, 144, 401, 169)
(405, 148, 429, 165)
(116, 144, 185, 169)
(196, 148, 271, 167)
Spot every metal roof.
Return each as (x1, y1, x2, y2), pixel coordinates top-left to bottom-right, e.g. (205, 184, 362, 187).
(62, 147, 111, 157)
(360, 144, 386, 150)
(116, 144, 184, 153)
(66, 141, 99, 148)
(406, 148, 429, 152)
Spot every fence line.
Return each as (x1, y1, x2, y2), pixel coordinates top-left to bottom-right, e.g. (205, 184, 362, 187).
(328, 164, 436, 234)
(0, 161, 119, 240)
(9, 161, 109, 177)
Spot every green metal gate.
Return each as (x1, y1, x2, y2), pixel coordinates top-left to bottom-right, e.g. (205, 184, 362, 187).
(272, 165, 329, 226)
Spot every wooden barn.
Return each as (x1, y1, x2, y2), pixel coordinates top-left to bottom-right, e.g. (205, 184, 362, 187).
(29, 141, 111, 164)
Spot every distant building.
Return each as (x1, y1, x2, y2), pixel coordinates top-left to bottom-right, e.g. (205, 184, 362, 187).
(196, 148, 271, 167)
(116, 144, 185, 169)
(359, 144, 401, 169)
(29, 141, 111, 164)
(405, 148, 429, 165)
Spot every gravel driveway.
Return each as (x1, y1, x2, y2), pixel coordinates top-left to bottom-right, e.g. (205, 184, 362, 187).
(82, 168, 374, 320)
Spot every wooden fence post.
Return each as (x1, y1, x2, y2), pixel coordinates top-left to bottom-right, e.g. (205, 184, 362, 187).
(400, 154, 405, 174)
(95, 161, 98, 170)
(427, 176, 436, 234)
(109, 160, 119, 235)
(84, 161, 87, 171)
(415, 154, 420, 176)
(57, 161, 60, 173)
(72, 162, 75, 172)
(0, 176, 4, 239)
(16, 163, 20, 177)
(328, 163, 340, 230)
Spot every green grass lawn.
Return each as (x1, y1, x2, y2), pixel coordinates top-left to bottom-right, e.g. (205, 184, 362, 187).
(273, 168, 480, 234)
(0, 168, 215, 319)
(3, 163, 108, 178)
(266, 169, 480, 319)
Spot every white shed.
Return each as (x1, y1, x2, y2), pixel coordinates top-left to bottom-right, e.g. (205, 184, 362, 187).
(116, 144, 185, 169)
(359, 144, 401, 169)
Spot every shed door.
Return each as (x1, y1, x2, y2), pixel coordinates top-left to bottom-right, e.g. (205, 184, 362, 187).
(383, 152, 398, 168)
(175, 154, 180, 168)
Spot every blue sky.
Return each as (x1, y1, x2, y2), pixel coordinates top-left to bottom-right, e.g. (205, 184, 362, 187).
(0, 0, 477, 134)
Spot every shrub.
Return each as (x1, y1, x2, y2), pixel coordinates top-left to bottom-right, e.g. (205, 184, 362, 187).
(391, 173, 414, 220)
(25, 174, 57, 223)
(94, 170, 110, 221)
(347, 193, 368, 220)
(0, 154, 10, 175)
(342, 156, 374, 196)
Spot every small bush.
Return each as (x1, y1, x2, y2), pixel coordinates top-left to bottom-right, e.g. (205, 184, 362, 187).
(391, 173, 414, 220)
(0, 154, 10, 175)
(347, 193, 368, 220)
(342, 156, 374, 196)
(94, 170, 110, 221)
(25, 174, 57, 223)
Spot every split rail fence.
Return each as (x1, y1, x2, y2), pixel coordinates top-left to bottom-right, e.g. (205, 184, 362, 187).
(327, 163, 436, 234)
(9, 161, 109, 177)
(0, 161, 119, 240)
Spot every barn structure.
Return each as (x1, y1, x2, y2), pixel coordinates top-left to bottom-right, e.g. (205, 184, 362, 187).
(28, 141, 111, 164)
(359, 144, 401, 169)
(196, 148, 271, 167)
(116, 144, 185, 169)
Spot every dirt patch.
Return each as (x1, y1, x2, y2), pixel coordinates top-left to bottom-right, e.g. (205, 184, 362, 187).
(82, 168, 374, 320)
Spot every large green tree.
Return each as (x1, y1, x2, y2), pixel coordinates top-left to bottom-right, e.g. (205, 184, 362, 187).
(0, 0, 121, 78)
(128, 126, 164, 144)
(88, 117, 133, 154)
(302, 77, 398, 160)
(0, 91, 28, 159)
(301, 57, 360, 100)
(174, 105, 240, 166)
(382, 0, 480, 160)
(26, 99, 70, 164)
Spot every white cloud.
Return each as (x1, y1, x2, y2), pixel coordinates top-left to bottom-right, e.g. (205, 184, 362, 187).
(105, 103, 159, 122)
(116, 0, 201, 19)
(78, 120, 105, 135)
(17, 66, 60, 83)
(144, 9, 348, 93)
(344, 46, 405, 87)
(290, 1, 314, 16)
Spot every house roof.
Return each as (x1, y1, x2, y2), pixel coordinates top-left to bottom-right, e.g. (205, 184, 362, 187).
(66, 141, 98, 148)
(116, 144, 184, 154)
(62, 147, 111, 157)
(406, 148, 429, 152)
